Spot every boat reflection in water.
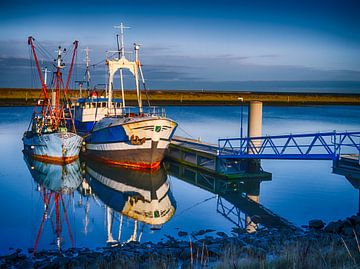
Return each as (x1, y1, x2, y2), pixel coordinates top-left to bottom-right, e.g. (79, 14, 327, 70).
(24, 155, 82, 252)
(84, 160, 176, 245)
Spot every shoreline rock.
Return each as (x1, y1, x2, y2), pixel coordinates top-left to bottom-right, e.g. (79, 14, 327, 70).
(2, 215, 360, 268)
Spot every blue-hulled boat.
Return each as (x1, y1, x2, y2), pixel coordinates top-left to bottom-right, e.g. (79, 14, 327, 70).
(72, 97, 123, 134)
(82, 25, 177, 169)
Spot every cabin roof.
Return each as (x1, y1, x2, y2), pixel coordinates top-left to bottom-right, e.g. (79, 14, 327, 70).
(77, 98, 122, 103)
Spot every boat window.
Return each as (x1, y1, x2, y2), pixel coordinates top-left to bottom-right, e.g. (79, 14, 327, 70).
(92, 103, 96, 108)
(97, 102, 101, 108)
(102, 102, 106, 107)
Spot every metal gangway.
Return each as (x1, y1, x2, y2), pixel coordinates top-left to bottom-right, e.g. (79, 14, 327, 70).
(218, 131, 360, 161)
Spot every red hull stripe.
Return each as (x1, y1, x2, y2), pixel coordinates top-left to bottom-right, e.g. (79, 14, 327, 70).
(85, 154, 161, 171)
(23, 151, 79, 165)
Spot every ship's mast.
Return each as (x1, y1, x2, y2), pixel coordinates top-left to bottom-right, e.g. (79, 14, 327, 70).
(84, 47, 91, 90)
(107, 23, 143, 114)
(28, 37, 50, 115)
(53, 46, 65, 121)
(114, 23, 129, 108)
(134, 43, 142, 113)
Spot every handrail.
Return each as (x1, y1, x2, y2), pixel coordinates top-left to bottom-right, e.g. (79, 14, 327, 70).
(218, 131, 360, 160)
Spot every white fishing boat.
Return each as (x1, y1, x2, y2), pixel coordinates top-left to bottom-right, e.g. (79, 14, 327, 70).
(71, 47, 124, 134)
(83, 24, 177, 169)
(23, 37, 83, 164)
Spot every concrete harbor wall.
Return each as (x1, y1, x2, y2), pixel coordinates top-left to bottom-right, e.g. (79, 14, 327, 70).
(0, 88, 359, 106)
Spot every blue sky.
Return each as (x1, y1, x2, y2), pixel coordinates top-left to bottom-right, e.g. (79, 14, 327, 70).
(0, 0, 360, 91)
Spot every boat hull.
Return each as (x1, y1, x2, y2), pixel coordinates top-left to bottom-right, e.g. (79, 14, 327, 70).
(84, 116, 177, 169)
(23, 131, 83, 164)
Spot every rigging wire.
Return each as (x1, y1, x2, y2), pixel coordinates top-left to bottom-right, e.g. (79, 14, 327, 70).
(36, 40, 54, 60)
(178, 125, 196, 139)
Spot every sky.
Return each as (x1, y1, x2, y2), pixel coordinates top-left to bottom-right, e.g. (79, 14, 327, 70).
(0, 0, 360, 91)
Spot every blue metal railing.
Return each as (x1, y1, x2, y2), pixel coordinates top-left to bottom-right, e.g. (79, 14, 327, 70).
(218, 131, 360, 160)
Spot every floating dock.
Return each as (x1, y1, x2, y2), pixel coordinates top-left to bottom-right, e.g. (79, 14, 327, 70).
(165, 136, 271, 179)
(333, 154, 360, 179)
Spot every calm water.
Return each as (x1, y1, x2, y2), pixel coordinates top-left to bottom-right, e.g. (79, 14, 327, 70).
(0, 105, 359, 254)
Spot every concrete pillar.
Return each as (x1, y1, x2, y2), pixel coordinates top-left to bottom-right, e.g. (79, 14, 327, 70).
(247, 101, 263, 154)
(247, 101, 263, 172)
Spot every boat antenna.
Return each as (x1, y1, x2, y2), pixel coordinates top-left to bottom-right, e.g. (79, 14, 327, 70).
(137, 54, 151, 107)
(84, 47, 91, 90)
(114, 23, 129, 108)
(41, 67, 51, 87)
(134, 43, 143, 113)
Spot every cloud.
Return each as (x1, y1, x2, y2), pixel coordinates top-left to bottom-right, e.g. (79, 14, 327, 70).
(1, 49, 360, 92)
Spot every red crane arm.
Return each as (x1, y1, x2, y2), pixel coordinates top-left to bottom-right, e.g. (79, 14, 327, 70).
(65, 40, 79, 94)
(28, 36, 49, 100)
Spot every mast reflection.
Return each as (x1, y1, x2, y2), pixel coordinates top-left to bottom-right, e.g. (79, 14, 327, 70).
(23, 155, 82, 252)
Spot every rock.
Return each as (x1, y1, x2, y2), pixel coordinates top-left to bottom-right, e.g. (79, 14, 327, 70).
(231, 227, 245, 234)
(3, 252, 18, 263)
(207, 245, 221, 257)
(164, 234, 176, 241)
(350, 215, 360, 225)
(216, 232, 228, 238)
(193, 229, 215, 237)
(343, 226, 354, 236)
(324, 221, 343, 233)
(309, 219, 325, 229)
(178, 231, 188, 237)
(179, 248, 192, 260)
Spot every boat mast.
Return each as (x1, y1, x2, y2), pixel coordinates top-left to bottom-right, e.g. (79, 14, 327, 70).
(27, 36, 50, 115)
(65, 40, 79, 95)
(134, 43, 142, 113)
(107, 24, 143, 114)
(84, 47, 91, 90)
(53, 46, 64, 122)
(114, 23, 129, 108)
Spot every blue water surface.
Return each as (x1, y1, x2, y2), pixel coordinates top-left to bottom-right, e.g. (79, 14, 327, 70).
(0, 105, 359, 255)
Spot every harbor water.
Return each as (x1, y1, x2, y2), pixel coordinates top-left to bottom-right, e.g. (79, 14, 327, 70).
(0, 105, 359, 254)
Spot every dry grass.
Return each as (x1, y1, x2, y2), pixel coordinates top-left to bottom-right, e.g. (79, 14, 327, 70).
(214, 233, 360, 269)
(0, 88, 359, 106)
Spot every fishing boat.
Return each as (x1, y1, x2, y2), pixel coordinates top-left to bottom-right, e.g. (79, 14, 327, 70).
(83, 25, 177, 169)
(71, 47, 124, 134)
(22, 37, 83, 164)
